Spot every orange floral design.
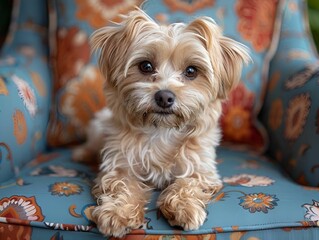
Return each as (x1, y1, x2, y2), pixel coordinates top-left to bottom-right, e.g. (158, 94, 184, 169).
(31, 71, 46, 97)
(239, 193, 279, 213)
(268, 98, 283, 130)
(223, 174, 274, 187)
(48, 66, 106, 146)
(236, 0, 278, 52)
(75, 0, 143, 29)
(60, 66, 106, 131)
(0, 195, 44, 221)
(221, 83, 265, 150)
(223, 106, 250, 141)
(0, 222, 32, 240)
(285, 93, 311, 141)
(0, 77, 8, 95)
(164, 0, 215, 14)
(49, 182, 83, 196)
(13, 110, 27, 145)
(54, 27, 90, 91)
(268, 71, 280, 92)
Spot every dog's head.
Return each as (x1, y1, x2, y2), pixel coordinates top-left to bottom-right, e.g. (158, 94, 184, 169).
(91, 8, 251, 129)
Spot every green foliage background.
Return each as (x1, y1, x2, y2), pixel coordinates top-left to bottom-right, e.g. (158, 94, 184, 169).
(308, 0, 319, 52)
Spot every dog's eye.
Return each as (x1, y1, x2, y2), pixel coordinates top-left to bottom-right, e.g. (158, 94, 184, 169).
(184, 66, 198, 80)
(139, 61, 154, 74)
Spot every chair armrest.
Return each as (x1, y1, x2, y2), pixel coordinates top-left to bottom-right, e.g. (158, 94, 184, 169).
(0, 0, 52, 182)
(260, 0, 319, 187)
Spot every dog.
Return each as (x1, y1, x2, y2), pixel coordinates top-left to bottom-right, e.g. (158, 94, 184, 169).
(73, 8, 250, 237)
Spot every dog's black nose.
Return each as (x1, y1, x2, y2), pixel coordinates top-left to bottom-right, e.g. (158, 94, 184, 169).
(154, 90, 175, 109)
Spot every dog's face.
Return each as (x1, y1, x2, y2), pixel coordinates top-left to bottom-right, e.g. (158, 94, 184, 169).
(91, 9, 250, 129)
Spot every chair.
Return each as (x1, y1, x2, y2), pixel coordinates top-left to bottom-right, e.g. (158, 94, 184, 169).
(0, 0, 318, 239)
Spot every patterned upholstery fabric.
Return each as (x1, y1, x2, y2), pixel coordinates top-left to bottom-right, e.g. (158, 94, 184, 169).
(0, 0, 51, 182)
(260, 1, 319, 186)
(0, 148, 319, 239)
(0, 0, 319, 239)
(46, 0, 282, 152)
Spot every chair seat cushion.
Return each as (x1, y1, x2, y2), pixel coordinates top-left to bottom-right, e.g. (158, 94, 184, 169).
(0, 147, 318, 239)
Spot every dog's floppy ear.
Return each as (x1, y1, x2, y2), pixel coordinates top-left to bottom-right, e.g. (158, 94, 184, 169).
(186, 17, 251, 99)
(90, 8, 155, 85)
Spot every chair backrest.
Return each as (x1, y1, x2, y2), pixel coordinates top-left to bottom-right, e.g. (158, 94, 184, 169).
(0, 0, 51, 182)
(260, 0, 319, 186)
(46, 0, 284, 155)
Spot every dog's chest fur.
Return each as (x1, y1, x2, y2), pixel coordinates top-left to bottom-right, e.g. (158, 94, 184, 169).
(100, 121, 195, 189)
(128, 128, 187, 188)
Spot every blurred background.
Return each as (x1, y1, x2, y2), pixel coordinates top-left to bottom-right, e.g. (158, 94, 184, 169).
(308, 0, 319, 51)
(0, 0, 318, 51)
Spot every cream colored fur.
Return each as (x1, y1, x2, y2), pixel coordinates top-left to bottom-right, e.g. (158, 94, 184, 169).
(73, 8, 250, 237)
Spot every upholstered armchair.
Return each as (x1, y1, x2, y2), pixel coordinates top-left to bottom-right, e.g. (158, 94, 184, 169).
(0, 0, 318, 239)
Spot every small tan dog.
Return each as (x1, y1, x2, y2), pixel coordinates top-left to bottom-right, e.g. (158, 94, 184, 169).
(73, 8, 250, 237)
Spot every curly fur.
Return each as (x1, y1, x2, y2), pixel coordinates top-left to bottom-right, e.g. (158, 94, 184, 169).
(73, 8, 250, 237)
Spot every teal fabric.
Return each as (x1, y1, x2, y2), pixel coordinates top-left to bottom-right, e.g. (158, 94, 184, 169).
(261, 0, 319, 187)
(0, 148, 319, 239)
(0, 0, 52, 182)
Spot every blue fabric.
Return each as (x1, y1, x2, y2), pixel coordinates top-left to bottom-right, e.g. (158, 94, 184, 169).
(261, 0, 319, 186)
(0, 0, 52, 182)
(0, 148, 319, 239)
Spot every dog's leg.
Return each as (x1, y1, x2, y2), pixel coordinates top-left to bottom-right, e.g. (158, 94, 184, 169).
(92, 170, 152, 237)
(157, 177, 222, 231)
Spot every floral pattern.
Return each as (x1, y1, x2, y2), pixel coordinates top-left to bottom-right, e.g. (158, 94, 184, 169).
(303, 200, 319, 222)
(49, 66, 106, 145)
(13, 110, 27, 145)
(268, 99, 283, 131)
(260, 0, 319, 187)
(0, 222, 32, 240)
(164, 0, 215, 14)
(223, 174, 275, 187)
(12, 75, 37, 117)
(44, 222, 92, 232)
(49, 182, 83, 196)
(221, 83, 265, 151)
(54, 27, 90, 91)
(284, 93, 311, 141)
(60, 66, 106, 131)
(235, 0, 278, 52)
(0, 77, 8, 95)
(285, 64, 319, 90)
(75, 0, 143, 29)
(0, 195, 44, 221)
(31, 165, 79, 178)
(239, 193, 279, 213)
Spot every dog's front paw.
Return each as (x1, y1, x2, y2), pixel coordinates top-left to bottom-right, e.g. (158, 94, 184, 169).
(158, 195, 207, 231)
(93, 200, 144, 237)
(157, 178, 221, 231)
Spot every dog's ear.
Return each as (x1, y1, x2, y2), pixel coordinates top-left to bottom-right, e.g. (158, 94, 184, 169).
(186, 17, 251, 99)
(90, 8, 155, 85)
